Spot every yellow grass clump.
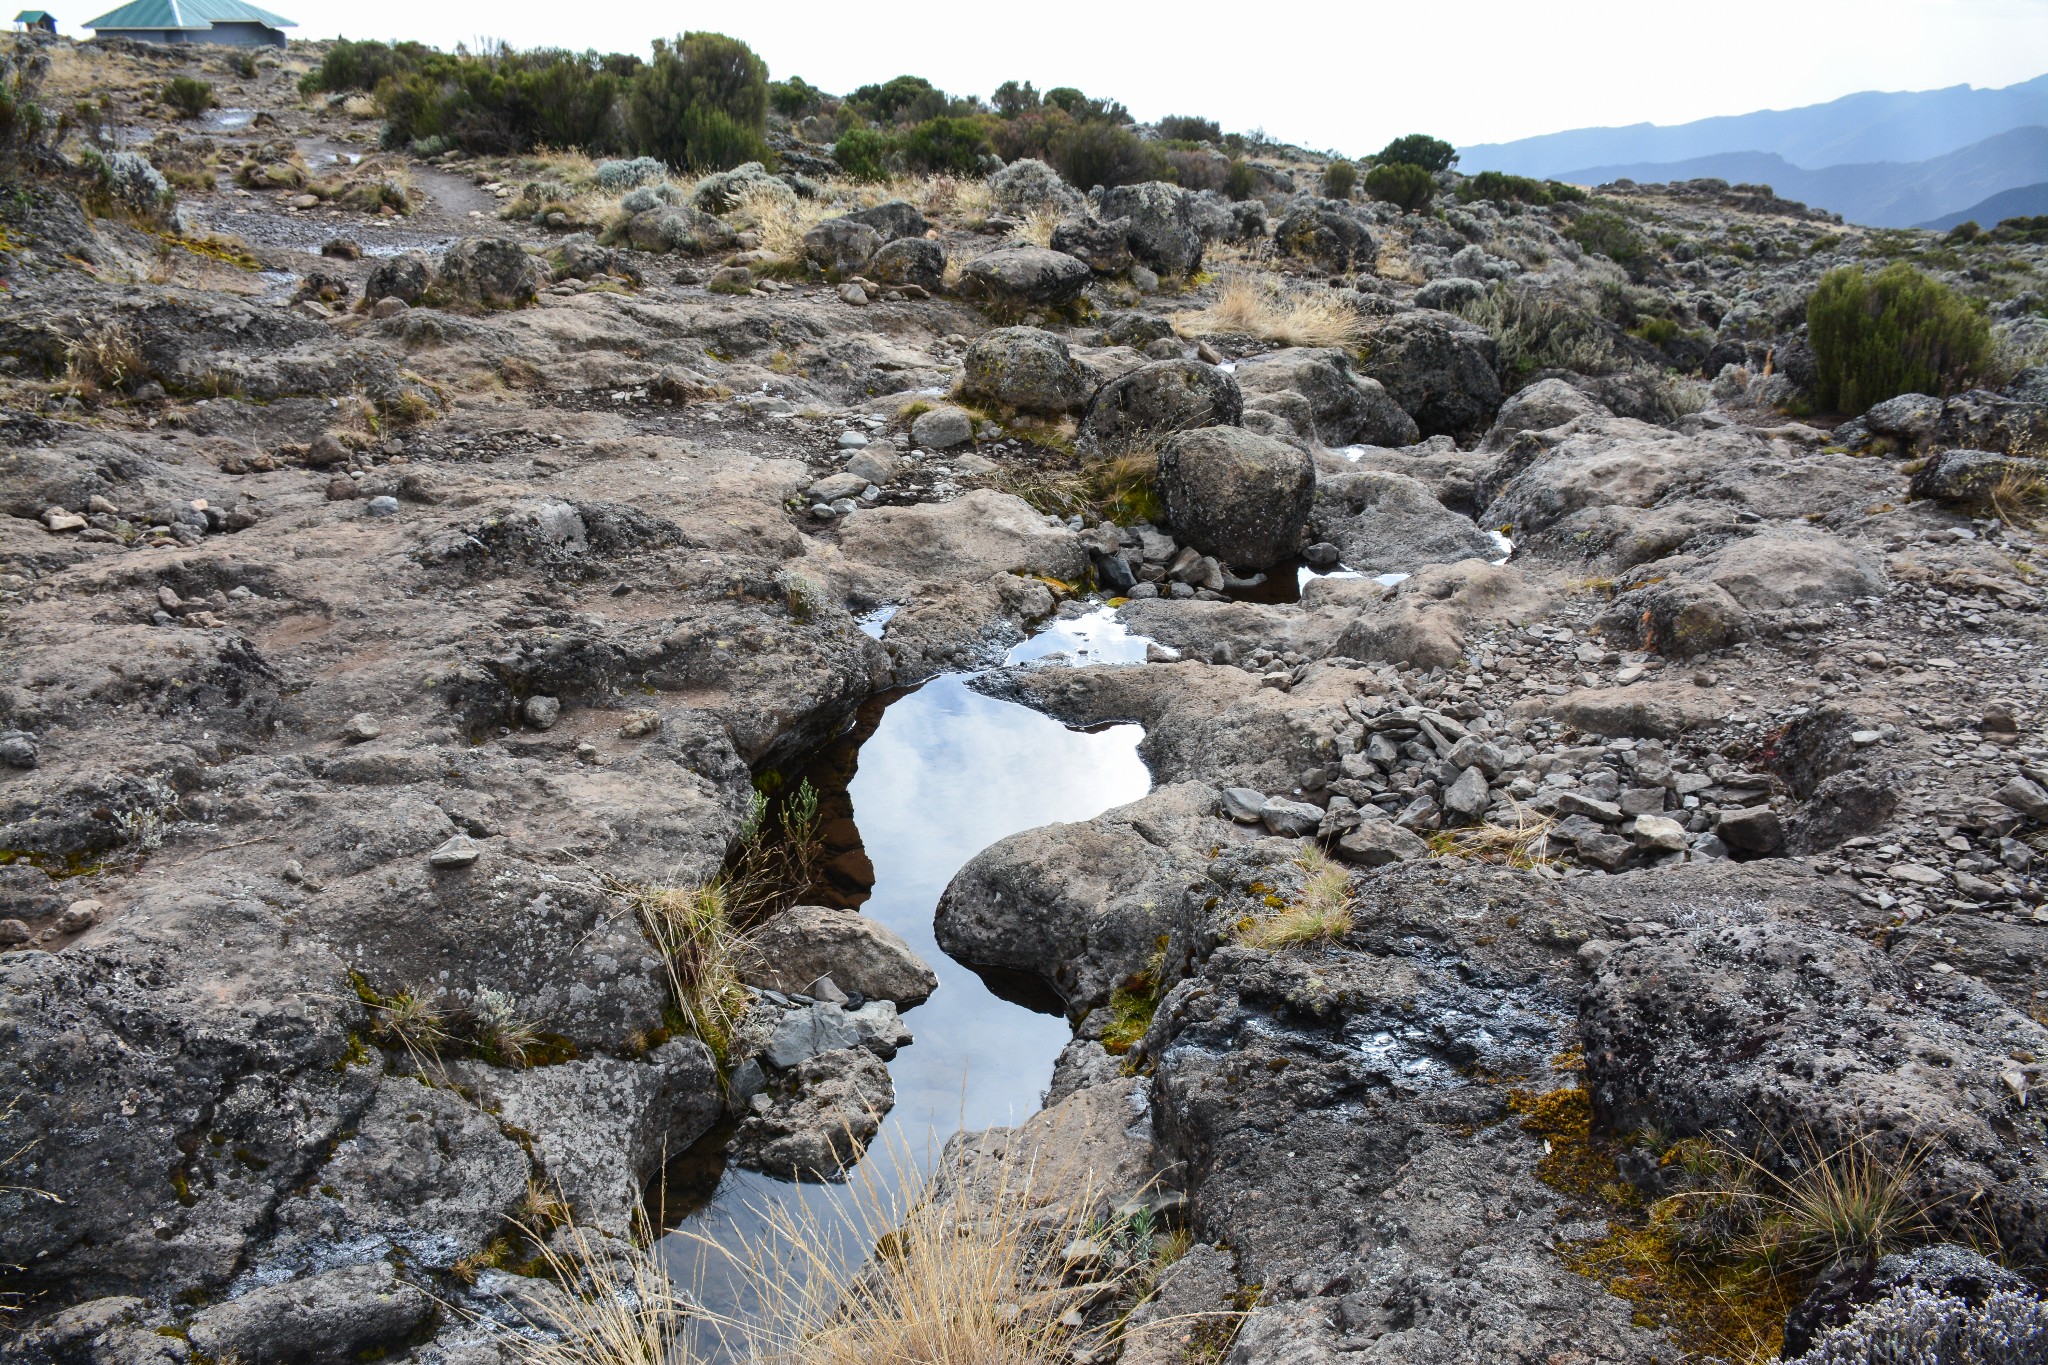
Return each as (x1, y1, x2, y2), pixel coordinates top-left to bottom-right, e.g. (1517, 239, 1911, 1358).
(1173, 269, 1362, 349)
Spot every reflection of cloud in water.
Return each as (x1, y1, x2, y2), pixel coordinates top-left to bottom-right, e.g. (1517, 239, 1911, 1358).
(1004, 604, 1154, 667)
(661, 674, 1149, 1337)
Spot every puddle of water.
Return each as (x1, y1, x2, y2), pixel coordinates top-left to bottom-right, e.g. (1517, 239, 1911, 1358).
(206, 108, 256, 130)
(854, 604, 897, 639)
(656, 668, 1150, 1337)
(1004, 603, 1153, 666)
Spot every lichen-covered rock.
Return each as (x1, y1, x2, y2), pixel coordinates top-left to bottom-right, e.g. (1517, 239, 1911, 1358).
(956, 245, 1091, 311)
(1234, 346, 1416, 447)
(1358, 310, 1503, 440)
(1158, 425, 1316, 569)
(868, 236, 945, 291)
(1096, 182, 1204, 278)
(960, 325, 1091, 414)
(434, 238, 542, 309)
(1077, 359, 1241, 454)
(1584, 919, 2048, 1260)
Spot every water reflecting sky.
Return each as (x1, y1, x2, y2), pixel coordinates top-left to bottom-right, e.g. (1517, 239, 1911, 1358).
(659, 669, 1150, 1329)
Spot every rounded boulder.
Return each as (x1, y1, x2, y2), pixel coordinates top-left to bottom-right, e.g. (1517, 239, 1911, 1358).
(1079, 359, 1242, 454)
(957, 246, 1091, 311)
(869, 237, 945, 292)
(961, 326, 1090, 415)
(1158, 426, 1316, 570)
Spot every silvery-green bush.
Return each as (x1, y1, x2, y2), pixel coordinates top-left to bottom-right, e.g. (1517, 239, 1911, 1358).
(1786, 1287, 2048, 1365)
(83, 148, 171, 214)
(595, 156, 666, 190)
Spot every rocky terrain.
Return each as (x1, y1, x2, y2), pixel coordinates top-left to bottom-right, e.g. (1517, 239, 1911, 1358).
(4, 31, 2048, 1365)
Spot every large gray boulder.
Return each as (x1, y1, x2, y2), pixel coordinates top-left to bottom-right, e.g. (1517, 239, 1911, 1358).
(1312, 470, 1500, 574)
(737, 904, 939, 1005)
(802, 218, 882, 276)
(961, 325, 1091, 415)
(935, 784, 1220, 1014)
(1050, 214, 1134, 275)
(868, 236, 945, 292)
(434, 238, 543, 309)
(1233, 347, 1417, 447)
(1483, 376, 1606, 447)
(843, 198, 928, 241)
(1358, 311, 1504, 440)
(1097, 182, 1204, 278)
(1911, 448, 2042, 506)
(363, 252, 429, 306)
(1158, 426, 1316, 569)
(1078, 359, 1242, 454)
(1584, 919, 2048, 1261)
(1273, 201, 1377, 272)
(957, 246, 1090, 311)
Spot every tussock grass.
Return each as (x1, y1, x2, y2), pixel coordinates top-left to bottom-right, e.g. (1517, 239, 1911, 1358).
(729, 180, 834, 259)
(1987, 463, 2048, 529)
(1723, 1133, 1938, 1275)
(63, 320, 142, 391)
(1236, 845, 1354, 948)
(631, 881, 751, 1068)
(1427, 803, 1557, 869)
(991, 443, 1158, 527)
(1005, 207, 1059, 248)
(618, 781, 825, 1066)
(489, 1129, 1194, 1365)
(1173, 269, 1361, 349)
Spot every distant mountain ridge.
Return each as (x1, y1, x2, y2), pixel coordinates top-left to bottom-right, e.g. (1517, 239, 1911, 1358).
(1463, 73, 2048, 177)
(1919, 181, 2048, 231)
(1546, 125, 2048, 228)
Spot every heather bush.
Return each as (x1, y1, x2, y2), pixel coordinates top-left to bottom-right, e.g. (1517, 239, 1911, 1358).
(160, 76, 215, 119)
(1365, 161, 1433, 212)
(1375, 133, 1457, 172)
(1322, 158, 1357, 200)
(1807, 263, 1991, 411)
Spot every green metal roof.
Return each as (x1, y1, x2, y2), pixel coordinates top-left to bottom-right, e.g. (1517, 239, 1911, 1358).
(84, 0, 295, 30)
(15, 11, 56, 21)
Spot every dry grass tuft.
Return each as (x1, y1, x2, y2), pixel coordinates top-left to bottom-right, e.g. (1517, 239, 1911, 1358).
(1005, 207, 1059, 248)
(729, 180, 835, 260)
(63, 321, 142, 392)
(1173, 269, 1361, 349)
(630, 881, 751, 1068)
(489, 1128, 1191, 1365)
(1427, 803, 1557, 869)
(1236, 845, 1355, 948)
(1987, 463, 2048, 529)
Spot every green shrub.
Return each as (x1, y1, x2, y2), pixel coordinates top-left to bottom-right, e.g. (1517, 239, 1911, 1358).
(1943, 220, 1980, 244)
(832, 126, 891, 181)
(1458, 169, 1572, 206)
(161, 76, 215, 119)
(1224, 157, 1257, 201)
(847, 74, 954, 125)
(299, 38, 443, 96)
(767, 75, 823, 119)
(1364, 161, 1433, 212)
(1158, 113, 1220, 143)
(1375, 133, 1457, 173)
(1050, 119, 1160, 190)
(1566, 208, 1648, 271)
(624, 32, 768, 172)
(992, 79, 1039, 117)
(897, 115, 986, 173)
(1322, 158, 1357, 200)
(1994, 215, 2048, 244)
(1807, 263, 1991, 412)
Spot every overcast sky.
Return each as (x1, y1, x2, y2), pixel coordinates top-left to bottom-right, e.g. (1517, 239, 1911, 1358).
(64, 0, 2048, 152)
